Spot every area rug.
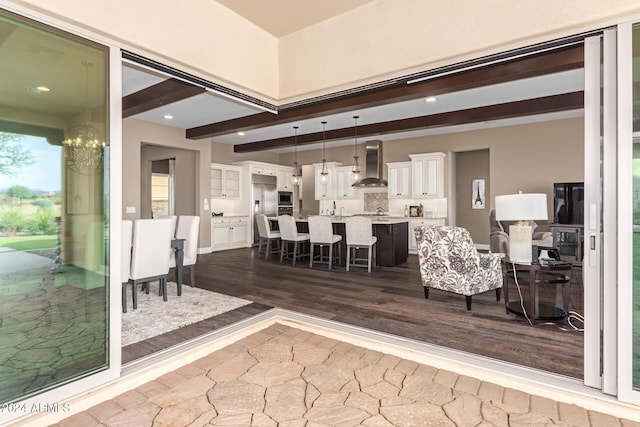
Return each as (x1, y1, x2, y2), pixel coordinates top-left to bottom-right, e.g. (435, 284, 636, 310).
(121, 283, 252, 346)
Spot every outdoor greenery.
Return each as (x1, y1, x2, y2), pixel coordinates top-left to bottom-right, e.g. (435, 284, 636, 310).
(0, 132, 34, 176)
(0, 235, 56, 251)
(0, 186, 60, 238)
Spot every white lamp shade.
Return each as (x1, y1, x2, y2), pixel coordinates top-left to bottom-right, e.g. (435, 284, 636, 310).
(495, 193, 548, 222)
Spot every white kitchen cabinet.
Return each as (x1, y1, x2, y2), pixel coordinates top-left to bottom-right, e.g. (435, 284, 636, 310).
(408, 217, 446, 254)
(252, 165, 277, 177)
(211, 163, 242, 199)
(276, 166, 295, 191)
(313, 162, 340, 200)
(387, 161, 412, 198)
(211, 216, 248, 251)
(335, 166, 358, 199)
(409, 152, 445, 198)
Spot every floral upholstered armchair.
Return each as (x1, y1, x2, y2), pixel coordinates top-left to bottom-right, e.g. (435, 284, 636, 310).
(414, 225, 503, 310)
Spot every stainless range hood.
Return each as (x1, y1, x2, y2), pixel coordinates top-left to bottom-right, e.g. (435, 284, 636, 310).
(352, 140, 388, 188)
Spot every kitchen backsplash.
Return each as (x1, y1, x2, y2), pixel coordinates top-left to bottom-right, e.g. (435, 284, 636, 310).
(364, 192, 389, 212)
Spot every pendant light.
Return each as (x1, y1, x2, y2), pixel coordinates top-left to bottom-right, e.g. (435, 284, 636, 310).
(291, 126, 300, 185)
(351, 115, 361, 182)
(319, 121, 329, 183)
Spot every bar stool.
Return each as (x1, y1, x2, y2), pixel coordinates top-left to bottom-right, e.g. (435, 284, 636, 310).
(277, 214, 310, 265)
(255, 213, 281, 260)
(345, 216, 377, 273)
(308, 215, 342, 269)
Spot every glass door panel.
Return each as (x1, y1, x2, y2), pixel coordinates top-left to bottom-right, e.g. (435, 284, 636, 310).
(0, 8, 109, 404)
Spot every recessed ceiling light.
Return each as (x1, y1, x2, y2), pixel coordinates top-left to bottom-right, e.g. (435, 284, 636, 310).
(164, 114, 173, 120)
(27, 86, 50, 93)
(237, 132, 245, 136)
(425, 97, 436, 103)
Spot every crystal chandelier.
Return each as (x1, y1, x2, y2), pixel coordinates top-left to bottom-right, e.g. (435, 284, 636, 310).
(351, 115, 361, 182)
(291, 126, 300, 185)
(319, 121, 329, 183)
(63, 61, 105, 175)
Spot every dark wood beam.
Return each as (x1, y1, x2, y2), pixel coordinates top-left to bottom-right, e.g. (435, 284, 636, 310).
(190, 45, 583, 140)
(234, 91, 583, 153)
(122, 78, 205, 118)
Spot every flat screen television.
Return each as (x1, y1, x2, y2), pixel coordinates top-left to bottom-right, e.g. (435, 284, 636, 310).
(553, 182, 584, 225)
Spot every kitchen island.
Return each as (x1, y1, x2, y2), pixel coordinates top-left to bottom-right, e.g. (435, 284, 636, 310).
(269, 216, 408, 267)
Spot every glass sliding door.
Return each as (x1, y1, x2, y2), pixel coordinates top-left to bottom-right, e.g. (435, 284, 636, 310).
(619, 21, 640, 405)
(0, 8, 110, 406)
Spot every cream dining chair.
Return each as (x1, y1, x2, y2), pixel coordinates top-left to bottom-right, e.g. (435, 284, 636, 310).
(170, 215, 200, 293)
(255, 213, 281, 260)
(308, 215, 342, 269)
(121, 220, 133, 313)
(277, 214, 310, 265)
(345, 216, 377, 273)
(129, 218, 172, 307)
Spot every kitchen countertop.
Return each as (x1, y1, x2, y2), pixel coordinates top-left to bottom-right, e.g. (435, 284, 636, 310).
(268, 215, 409, 225)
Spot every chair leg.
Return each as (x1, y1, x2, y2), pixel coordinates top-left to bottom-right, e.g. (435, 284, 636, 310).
(177, 275, 182, 297)
(189, 265, 195, 287)
(293, 242, 298, 266)
(162, 278, 168, 302)
(466, 295, 472, 310)
(122, 282, 127, 313)
(280, 241, 286, 263)
(495, 287, 501, 301)
(423, 287, 429, 299)
(367, 247, 372, 273)
(132, 281, 138, 309)
(309, 243, 314, 267)
(346, 245, 351, 271)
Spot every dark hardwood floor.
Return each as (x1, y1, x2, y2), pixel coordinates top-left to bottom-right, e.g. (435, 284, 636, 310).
(123, 247, 584, 379)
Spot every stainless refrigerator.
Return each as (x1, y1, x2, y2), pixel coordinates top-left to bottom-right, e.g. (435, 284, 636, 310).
(252, 174, 277, 245)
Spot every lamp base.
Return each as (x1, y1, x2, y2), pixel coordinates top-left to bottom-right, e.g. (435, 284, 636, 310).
(508, 224, 532, 263)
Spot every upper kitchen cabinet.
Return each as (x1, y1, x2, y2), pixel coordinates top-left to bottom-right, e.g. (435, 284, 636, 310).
(211, 163, 242, 199)
(313, 162, 341, 200)
(409, 153, 445, 198)
(276, 166, 295, 191)
(387, 161, 412, 199)
(335, 166, 359, 199)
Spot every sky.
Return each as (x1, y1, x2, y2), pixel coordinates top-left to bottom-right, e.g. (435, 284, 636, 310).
(0, 135, 61, 193)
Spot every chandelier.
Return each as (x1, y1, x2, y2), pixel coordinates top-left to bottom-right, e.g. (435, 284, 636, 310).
(63, 61, 105, 175)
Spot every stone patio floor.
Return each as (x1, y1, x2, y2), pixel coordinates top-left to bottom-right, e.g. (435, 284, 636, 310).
(52, 323, 640, 427)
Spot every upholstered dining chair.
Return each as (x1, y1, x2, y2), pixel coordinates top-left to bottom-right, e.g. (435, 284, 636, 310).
(277, 214, 310, 265)
(345, 216, 377, 273)
(129, 218, 172, 307)
(414, 225, 503, 310)
(159, 214, 178, 238)
(255, 213, 281, 260)
(170, 215, 200, 293)
(121, 220, 133, 313)
(308, 215, 342, 269)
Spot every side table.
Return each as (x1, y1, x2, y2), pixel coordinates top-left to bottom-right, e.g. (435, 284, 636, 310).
(501, 259, 572, 324)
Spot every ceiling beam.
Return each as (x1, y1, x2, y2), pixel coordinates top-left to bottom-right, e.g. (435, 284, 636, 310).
(234, 91, 584, 153)
(190, 45, 583, 140)
(122, 78, 206, 118)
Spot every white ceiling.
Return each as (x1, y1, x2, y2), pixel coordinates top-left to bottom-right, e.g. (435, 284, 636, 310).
(214, 0, 376, 38)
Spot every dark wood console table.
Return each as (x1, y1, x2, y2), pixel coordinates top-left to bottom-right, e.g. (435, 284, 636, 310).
(501, 259, 572, 325)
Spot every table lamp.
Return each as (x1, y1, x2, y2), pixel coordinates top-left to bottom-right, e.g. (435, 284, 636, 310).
(495, 192, 548, 263)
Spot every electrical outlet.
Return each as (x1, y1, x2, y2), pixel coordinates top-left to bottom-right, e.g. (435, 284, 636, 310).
(125, 206, 136, 214)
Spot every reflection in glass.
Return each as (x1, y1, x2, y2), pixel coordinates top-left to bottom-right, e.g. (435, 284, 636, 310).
(0, 9, 109, 404)
(633, 23, 640, 390)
